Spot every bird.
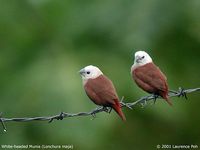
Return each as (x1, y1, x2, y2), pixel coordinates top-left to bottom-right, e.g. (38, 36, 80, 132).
(131, 51, 172, 106)
(79, 65, 126, 121)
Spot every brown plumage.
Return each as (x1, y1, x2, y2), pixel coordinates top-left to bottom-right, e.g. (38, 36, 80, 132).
(131, 51, 172, 106)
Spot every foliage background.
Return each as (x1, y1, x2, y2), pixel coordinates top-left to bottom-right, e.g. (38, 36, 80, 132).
(0, 0, 200, 149)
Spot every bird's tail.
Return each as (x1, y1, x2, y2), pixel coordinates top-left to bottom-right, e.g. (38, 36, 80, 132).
(163, 95, 173, 106)
(112, 100, 126, 121)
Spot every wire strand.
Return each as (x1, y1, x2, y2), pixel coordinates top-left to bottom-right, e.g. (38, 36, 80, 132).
(0, 87, 199, 132)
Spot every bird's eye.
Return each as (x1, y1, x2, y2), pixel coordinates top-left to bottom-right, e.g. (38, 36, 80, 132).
(141, 56, 145, 59)
(86, 71, 90, 74)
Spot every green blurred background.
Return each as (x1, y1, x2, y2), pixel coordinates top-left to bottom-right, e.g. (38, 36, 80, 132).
(0, 0, 200, 149)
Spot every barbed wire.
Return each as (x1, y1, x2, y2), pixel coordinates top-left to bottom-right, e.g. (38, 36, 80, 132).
(0, 87, 200, 132)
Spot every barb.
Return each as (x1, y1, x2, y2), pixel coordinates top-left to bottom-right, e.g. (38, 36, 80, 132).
(0, 87, 199, 131)
(0, 113, 7, 132)
(125, 87, 200, 108)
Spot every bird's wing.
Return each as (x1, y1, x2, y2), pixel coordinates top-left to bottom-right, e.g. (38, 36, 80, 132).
(84, 75, 118, 106)
(133, 63, 168, 92)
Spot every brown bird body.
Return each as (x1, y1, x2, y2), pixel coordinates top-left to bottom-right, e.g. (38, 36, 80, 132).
(80, 65, 126, 121)
(131, 51, 172, 106)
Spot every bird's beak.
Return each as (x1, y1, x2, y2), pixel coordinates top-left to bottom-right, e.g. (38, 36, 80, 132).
(79, 68, 85, 75)
(135, 56, 140, 63)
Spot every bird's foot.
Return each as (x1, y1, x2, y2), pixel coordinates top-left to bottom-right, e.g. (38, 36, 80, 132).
(178, 87, 188, 99)
(108, 108, 112, 113)
(102, 107, 112, 113)
(106, 107, 112, 113)
(152, 94, 159, 104)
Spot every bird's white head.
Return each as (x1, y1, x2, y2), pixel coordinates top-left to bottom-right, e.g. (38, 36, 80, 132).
(134, 51, 152, 67)
(79, 65, 103, 81)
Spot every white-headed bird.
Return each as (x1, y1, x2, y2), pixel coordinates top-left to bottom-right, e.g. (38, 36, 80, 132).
(79, 65, 126, 121)
(131, 51, 172, 106)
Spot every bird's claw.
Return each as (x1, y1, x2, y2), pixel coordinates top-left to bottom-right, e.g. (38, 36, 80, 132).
(153, 94, 159, 104)
(104, 107, 112, 113)
(108, 108, 112, 113)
